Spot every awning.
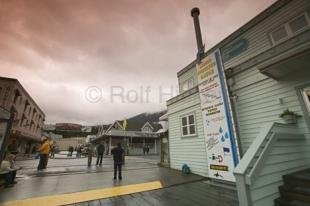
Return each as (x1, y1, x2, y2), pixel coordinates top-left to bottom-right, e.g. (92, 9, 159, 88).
(258, 42, 310, 81)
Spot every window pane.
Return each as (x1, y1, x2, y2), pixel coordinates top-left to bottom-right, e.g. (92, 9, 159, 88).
(271, 26, 288, 43)
(182, 127, 188, 135)
(188, 115, 195, 124)
(189, 125, 195, 134)
(182, 82, 189, 92)
(289, 15, 308, 33)
(181, 117, 187, 126)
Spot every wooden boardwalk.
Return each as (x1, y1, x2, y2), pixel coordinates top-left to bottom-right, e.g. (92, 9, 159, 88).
(70, 181, 239, 206)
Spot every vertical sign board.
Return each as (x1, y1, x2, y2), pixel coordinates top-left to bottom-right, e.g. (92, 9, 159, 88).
(197, 50, 239, 182)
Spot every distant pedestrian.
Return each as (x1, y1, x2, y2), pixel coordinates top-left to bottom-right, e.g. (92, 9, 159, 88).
(146, 145, 150, 155)
(68, 146, 74, 157)
(86, 144, 94, 167)
(76, 145, 82, 158)
(96, 142, 105, 166)
(111, 143, 124, 180)
(143, 146, 146, 155)
(50, 145, 56, 158)
(37, 137, 50, 171)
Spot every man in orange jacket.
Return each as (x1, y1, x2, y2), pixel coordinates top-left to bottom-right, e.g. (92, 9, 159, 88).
(37, 137, 50, 171)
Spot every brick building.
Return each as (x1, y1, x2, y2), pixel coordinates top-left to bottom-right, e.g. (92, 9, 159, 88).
(0, 76, 45, 154)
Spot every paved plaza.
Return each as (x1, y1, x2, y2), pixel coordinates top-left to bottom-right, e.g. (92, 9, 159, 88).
(0, 155, 238, 206)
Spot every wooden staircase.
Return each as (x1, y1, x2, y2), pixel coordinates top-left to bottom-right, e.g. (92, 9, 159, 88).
(275, 168, 310, 206)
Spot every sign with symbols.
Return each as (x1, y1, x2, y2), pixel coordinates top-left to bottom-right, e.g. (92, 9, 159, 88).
(197, 50, 239, 182)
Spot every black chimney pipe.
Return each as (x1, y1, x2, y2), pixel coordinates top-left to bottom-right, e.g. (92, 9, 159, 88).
(191, 7, 204, 61)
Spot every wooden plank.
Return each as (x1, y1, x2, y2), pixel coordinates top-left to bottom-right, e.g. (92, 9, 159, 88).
(110, 197, 126, 206)
(75, 202, 88, 206)
(87, 200, 102, 206)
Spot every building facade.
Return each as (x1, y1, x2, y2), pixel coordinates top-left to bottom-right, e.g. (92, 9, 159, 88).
(0, 77, 45, 154)
(95, 112, 165, 155)
(167, 0, 310, 205)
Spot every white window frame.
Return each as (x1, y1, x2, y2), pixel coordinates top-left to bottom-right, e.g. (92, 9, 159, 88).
(270, 12, 310, 46)
(180, 113, 196, 137)
(288, 12, 310, 35)
(296, 83, 310, 129)
(270, 25, 289, 45)
(181, 77, 194, 93)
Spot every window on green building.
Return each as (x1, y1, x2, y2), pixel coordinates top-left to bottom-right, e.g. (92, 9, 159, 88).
(181, 113, 196, 137)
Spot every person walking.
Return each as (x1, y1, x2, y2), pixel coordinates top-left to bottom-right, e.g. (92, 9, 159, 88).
(146, 145, 150, 155)
(86, 144, 94, 167)
(69, 146, 74, 157)
(111, 143, 124, 180)
(96, 142, 105, 166)
(37, 137, 50, 171)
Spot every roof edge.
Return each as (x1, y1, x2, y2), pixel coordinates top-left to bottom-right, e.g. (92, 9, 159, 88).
(177, 0, 291, 77)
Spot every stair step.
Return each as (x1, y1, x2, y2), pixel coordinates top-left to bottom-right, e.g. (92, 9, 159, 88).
(283, 171, 310, 188)
(275, 198, 310, 206)
(279, 186, 310, 203)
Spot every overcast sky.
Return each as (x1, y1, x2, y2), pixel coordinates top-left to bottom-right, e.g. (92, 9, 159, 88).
(0, 0, 276, 125)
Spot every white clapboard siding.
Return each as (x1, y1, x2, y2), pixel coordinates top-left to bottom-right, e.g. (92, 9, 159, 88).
(249, 139, 310, 206)
(167, 91, 208, 177)
(223, 0, 310, 69)
(232, 65, 310, 153)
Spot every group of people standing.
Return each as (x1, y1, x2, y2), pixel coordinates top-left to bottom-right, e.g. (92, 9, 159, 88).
(87, 142, 125, 180)
(36, 137, 125, 180)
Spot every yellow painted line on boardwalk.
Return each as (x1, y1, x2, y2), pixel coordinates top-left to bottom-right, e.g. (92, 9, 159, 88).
(1, 181, 162, 206)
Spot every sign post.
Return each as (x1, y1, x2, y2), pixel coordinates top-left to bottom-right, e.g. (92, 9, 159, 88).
(197, 50, 239, 182)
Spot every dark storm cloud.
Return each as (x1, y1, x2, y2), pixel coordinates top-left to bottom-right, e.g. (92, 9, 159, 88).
(0, 0, 276, 124)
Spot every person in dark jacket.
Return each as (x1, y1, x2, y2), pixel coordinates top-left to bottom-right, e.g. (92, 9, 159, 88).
(111, 143, 124, 180)
(96, 142, 105, 166)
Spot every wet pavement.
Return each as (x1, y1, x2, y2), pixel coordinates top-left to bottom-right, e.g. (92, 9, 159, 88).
(16, 155, 160, 177)
(0, 155, 238, 206)
(0, 156, 203, 203)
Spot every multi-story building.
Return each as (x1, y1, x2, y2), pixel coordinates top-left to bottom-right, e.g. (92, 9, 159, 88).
(0, 76, 45, 154)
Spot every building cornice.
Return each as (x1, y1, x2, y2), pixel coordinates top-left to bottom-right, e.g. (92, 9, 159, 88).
(167, 86, 199, 106)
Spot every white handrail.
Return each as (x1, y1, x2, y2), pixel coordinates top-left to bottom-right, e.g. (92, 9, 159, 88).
(233, 122, 305, 206)
(234, 122, 274, 176)
(234, 123, 303, 182)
